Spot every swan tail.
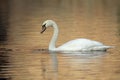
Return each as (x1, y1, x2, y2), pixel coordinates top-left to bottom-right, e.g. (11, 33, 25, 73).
(91, 46, 114, 51)
(101, 46, 114, 49)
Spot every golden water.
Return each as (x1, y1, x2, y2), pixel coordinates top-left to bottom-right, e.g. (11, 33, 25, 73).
(0, 0, 120, 80)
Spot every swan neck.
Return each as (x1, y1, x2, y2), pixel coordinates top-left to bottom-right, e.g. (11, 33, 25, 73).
(49, 24, 59, 50)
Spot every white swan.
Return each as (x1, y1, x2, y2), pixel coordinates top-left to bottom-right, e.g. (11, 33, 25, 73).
(41, 20, 112, 51)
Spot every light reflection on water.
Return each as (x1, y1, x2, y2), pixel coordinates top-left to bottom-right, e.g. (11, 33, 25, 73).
(1, 49, 120, 80)
(0, 0, 120, 80)
(0, 50, 110, 80)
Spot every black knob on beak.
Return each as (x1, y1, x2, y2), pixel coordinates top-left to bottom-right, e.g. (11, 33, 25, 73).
(41, 24, 46, 34)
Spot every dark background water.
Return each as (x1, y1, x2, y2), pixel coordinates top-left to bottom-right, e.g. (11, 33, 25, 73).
(0, 0, 120, 80)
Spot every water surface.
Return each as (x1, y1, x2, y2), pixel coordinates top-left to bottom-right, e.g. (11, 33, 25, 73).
(0, 0, 120, 80)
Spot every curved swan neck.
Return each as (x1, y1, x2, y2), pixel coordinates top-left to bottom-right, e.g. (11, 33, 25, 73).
(49, 23, 59, 50)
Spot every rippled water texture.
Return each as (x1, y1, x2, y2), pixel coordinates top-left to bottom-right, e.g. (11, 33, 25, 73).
(0, 0, 120, 80)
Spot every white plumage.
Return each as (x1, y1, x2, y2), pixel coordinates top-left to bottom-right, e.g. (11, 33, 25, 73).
(57, 38, 111, 51)
(41, 20, 112, 51)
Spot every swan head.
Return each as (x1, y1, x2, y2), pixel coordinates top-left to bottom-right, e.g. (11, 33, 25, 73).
(41, 20, 56, 33)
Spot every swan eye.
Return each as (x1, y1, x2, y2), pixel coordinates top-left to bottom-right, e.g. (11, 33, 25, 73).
(42, 23, 46, 27)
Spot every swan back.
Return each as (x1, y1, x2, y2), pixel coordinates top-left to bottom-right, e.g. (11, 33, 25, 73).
(56, 38, 112, 51)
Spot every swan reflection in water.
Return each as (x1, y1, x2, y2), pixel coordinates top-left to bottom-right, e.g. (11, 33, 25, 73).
(49, 50, 107, 71)
(33, 48, 108, 80)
